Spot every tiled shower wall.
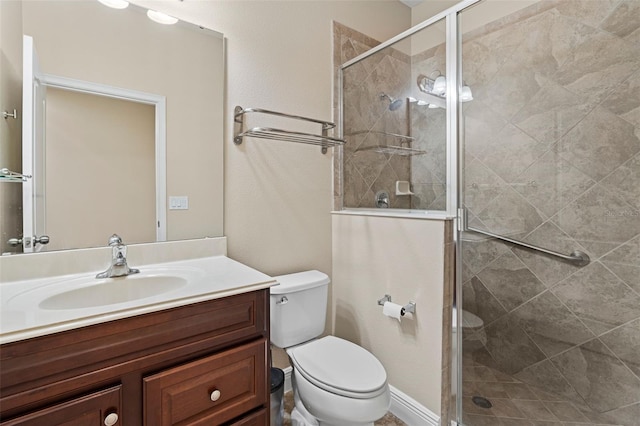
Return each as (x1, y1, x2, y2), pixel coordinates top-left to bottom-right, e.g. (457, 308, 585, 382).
(335, 22, 450, 211)
(335, 22, 412, 210)
(461, 1, 640, 424)
(410, 44, 447, 211)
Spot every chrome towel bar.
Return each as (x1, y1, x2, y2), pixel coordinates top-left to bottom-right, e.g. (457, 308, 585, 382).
(467, 226, 590, 267)
(233, 106, 345, 154)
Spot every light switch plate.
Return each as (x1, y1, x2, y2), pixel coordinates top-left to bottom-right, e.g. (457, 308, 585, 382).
(169, 196, 189, 210)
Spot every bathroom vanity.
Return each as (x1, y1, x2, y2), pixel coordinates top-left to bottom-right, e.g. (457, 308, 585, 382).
(0, 252, 275, 425)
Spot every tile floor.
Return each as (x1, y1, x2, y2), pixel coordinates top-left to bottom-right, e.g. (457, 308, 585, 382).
(461, 358, 629, 426)
(279, 361, 628, 425)
(282, 391, 407, 426)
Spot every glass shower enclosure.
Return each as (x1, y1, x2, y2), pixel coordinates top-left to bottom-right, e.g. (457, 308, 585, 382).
(338, 1, 640, 425)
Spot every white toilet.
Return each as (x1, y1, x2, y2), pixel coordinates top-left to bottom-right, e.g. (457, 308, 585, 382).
(451, 307, 484, 395)
(270, 270, 391, 426)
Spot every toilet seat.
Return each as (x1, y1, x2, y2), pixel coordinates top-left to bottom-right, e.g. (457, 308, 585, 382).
(288, 336, 387, 399)
(452, 308, 484, 331)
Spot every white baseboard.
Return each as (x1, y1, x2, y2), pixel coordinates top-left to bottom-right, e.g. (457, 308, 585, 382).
(389, 385, 439, 426)
(281, 367, 439, 426)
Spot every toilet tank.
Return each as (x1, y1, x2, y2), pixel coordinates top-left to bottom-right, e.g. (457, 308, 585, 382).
(270, 270, 330, 349)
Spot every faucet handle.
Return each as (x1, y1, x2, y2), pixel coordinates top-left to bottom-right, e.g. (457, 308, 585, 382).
(107, 234, 123, 246)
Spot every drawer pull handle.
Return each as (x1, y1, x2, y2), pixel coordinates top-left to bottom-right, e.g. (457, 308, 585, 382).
(210, 389, 222, 402)
(104, 412, 119, 426)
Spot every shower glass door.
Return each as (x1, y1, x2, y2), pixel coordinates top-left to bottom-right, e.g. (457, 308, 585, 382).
(338, 16, 451, 213)
(457, 1, 640, 425)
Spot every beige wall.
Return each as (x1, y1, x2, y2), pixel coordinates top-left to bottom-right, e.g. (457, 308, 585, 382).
(332, 213, 451, 415)
(122, 1, 411, 378)
(128, 0, 411, 278)
(0, 0, 24, 254)
(21, 1, 224, 243)
(411, 0, 538, 31)
(44, 88, 156, 251)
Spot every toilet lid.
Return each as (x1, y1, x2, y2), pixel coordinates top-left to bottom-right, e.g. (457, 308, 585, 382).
(288, 336, 387, 398)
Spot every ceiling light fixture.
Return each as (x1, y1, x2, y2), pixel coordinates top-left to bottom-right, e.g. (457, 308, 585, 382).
(97, 0, 129, 9)
(417, 72, 473, 103)
(432, 76, 447, 96)
(147, 9, 179, 25)
(460, 85, 474, 102)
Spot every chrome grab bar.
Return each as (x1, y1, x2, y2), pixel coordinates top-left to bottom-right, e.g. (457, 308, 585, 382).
(466, 226, 590, 267)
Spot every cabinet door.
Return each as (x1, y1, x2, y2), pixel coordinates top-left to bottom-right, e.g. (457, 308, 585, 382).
(0, 386, 121, 426)
(144, 338, 267, 426)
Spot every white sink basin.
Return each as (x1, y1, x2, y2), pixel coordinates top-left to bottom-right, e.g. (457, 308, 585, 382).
(5, 266, 202, 313)
(39, 274, 189, 310)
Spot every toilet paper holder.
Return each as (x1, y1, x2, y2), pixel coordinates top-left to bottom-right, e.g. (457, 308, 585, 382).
(377, 294, 416, 316)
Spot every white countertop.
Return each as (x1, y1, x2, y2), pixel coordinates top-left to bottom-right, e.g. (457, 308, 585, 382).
(0, 255, 277, 345)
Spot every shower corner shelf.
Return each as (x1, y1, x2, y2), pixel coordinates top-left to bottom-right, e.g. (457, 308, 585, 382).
(355, 145, 426, 156)
(0, 168, 31, 183)
(233, 106, 345, 154)
(348, 131, 425, 157)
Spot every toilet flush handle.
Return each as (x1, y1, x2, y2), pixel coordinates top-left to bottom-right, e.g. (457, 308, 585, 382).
(276, 296, 288, 305)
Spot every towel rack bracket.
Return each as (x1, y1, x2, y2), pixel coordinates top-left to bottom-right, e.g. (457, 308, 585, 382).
(233, 105, 245, 145)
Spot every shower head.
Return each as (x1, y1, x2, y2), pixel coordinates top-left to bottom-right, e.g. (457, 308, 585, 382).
(379, 93, 403, 111)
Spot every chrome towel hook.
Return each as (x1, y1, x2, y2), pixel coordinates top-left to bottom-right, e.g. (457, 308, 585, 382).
(3, 109, 17, 119)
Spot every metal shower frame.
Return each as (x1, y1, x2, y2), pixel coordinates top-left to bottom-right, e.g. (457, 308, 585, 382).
(337, 1, 482, 424)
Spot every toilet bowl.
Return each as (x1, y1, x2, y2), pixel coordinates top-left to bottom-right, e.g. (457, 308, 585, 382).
(270, 271, 391, 426)
(451, 307, 484, 394)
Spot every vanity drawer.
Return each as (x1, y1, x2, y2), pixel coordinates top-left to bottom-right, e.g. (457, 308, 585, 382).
(0, 385, 121, 426)
(144, 338, 267, 425)
(228, 408, 268, 425)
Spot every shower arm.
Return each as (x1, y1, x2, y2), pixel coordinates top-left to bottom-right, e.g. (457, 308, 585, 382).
(466, 226, 590, 267)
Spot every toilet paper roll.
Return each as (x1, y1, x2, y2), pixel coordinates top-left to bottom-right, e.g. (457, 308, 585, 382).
(383, 301, 404, 322)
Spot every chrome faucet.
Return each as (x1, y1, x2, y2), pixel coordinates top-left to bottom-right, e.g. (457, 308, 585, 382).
(96, 234, 140, 279)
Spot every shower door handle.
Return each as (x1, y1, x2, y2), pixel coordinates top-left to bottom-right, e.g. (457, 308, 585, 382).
(465, 226, 590, 267)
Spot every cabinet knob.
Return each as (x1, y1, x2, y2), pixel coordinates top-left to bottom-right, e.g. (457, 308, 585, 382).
(104, 412, 119, 426)
(210, 389, 221, 402)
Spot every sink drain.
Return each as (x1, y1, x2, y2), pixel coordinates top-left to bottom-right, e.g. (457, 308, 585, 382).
(472, 396, 492, 409)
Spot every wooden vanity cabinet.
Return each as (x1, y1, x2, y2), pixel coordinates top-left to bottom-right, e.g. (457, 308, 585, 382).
(0, 290, 270, 426)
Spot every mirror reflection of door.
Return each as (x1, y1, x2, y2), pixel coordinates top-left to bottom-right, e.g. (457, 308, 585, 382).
(22, 35, 162, 252)
(44, 87, 156, 251)
(21, 34, 46, 253)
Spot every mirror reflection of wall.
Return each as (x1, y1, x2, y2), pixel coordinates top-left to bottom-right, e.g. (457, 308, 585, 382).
(45, 88, 156, 251)
(0, 0, 224, 255)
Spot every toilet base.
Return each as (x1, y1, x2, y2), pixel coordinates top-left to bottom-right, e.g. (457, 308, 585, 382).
(290, 391, 318, 426)
(290, 403, 373, 426)
(290, 369, 388, 426)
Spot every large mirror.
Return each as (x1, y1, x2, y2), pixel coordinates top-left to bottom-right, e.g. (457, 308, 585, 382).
(0, 0, 224, 254)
